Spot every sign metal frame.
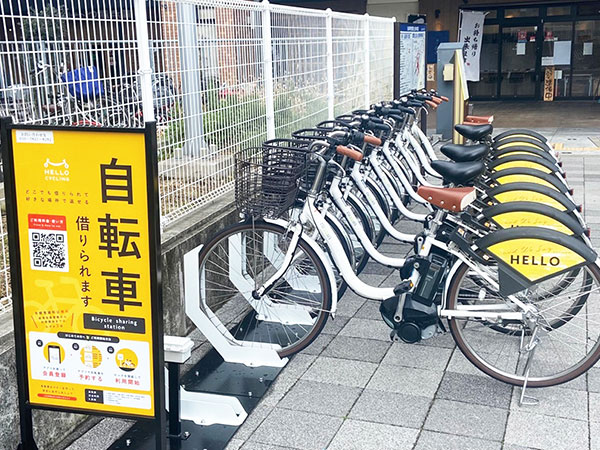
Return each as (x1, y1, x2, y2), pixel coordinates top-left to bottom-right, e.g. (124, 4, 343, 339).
(1, 119, 165, 450)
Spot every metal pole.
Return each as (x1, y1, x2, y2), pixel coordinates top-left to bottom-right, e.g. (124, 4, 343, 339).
(168, 362, 183, 449)
(393, 21, 401, 99)
(453, 50, 464, 145)
(326, 9, 334, 120)
(134, 0, 155, 123)
(421, 24, 428, 134)
(262, 0, 275, 140)
(363, 13, 370, 109)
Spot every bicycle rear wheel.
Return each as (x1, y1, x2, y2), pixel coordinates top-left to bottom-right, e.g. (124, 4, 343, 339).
(447, 260, 600, 387)
(197, 220, 332, 357)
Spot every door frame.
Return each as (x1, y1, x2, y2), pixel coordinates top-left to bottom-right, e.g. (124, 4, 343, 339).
(498, 17, 543, 100)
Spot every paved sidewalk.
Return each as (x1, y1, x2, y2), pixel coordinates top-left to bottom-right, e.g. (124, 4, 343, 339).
(224, 151, 600, 450)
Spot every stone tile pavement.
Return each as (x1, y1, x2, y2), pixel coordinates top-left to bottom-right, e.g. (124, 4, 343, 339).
(224, 151, 600, 450)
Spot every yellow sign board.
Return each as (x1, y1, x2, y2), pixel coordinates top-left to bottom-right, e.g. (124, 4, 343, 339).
(5, 125, 162, 419)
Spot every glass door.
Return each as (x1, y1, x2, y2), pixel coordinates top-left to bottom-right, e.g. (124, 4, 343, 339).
(500, 24, 539, 98)
(542, 21, 574, 98)
(572, 20, 600, 98)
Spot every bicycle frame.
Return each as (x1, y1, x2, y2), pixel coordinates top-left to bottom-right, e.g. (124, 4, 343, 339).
(303, 195, 396, 300)
(349, 163, 415, 243)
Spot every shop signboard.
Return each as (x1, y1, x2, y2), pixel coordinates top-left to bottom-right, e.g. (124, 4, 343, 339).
(2, 121, 165, 448)
(399, 23, 426, 94)
(544, 67, 555, 101)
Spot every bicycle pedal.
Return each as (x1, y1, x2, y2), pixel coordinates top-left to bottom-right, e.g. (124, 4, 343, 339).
(393, 280, 412, 295)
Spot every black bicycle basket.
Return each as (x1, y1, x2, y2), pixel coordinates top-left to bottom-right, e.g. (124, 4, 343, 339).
(235, 139, 309, 218)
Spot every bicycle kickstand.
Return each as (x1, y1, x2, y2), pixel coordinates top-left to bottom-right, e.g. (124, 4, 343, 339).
(518, 326, 540, 407)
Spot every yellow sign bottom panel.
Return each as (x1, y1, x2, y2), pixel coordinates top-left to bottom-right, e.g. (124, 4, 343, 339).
(27, 330, 153, 414)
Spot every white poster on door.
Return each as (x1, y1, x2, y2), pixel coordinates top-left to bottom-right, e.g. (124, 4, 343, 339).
(554, 41, 572, 65)
(458, 10, 486, 81)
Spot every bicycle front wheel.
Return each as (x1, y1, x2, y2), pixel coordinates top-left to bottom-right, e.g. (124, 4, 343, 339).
(447, 260, 600, 387)
(197, 220, 332, 358)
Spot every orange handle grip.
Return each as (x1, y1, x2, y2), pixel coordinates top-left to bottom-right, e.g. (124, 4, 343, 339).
(364, 135, 382, 146)
(425, 100, 437, 109)
(431, 96, 442, 105)
(336, 145, 363, 161)
(440, 96, 449, 102)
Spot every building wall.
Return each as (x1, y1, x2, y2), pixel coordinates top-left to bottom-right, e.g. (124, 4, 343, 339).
(367, 0, 419, 21)
(269, 0, 367, 14)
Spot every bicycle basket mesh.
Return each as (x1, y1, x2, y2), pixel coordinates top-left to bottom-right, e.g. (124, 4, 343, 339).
(235, 140, 308, 218)
(291, 128, 329, 141)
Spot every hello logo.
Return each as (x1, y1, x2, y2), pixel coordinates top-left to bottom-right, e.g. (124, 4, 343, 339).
(43, 158, 70, 182)
(510, 255, 560, 266)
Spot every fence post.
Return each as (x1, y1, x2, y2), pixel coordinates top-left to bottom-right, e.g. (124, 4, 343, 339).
(178, 2, 205, 155)
(364, 14, 370, 109)
(262, 0, 275, 140)
(326, 9, 334, 120)
(134, 0, 155, 123)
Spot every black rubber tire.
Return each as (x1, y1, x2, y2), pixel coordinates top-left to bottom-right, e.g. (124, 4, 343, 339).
(197, 220, 332, 358)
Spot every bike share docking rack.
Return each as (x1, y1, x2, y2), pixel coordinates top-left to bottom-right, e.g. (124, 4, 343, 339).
(110, 244, 289, 450)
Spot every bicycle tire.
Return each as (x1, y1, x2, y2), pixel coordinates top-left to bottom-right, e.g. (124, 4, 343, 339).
(197, 220, 332, 358)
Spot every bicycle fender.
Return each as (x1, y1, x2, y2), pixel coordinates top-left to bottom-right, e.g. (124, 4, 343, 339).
(493, 135, 552, 152)
(489, 167, 568, 193)
(493, 129, 548, 144)
(482, 201, 585, 237)
(492, 146, 557, 163)
(476, 227, 597, 296)
(489, 154, 561, 174)
(264, 217, 338, 316)
(486, 182, 577, 213)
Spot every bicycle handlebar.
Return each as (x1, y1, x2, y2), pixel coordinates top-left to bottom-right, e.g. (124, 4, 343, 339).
(364, 134, 382, 146)
(336, 145, 363, 161)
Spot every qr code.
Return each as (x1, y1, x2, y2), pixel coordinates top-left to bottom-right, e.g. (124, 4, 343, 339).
(30, 230, 69, 272)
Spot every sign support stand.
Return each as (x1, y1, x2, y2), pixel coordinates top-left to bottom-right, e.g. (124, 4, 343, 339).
(2, 116, 38, 450)
(145, 122, 167, 450)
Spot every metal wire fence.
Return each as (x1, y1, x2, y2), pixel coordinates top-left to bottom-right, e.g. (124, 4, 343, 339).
(0, 0, 395, 315)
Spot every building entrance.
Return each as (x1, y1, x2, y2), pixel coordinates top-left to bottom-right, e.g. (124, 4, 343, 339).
(466, 3, 600, 100)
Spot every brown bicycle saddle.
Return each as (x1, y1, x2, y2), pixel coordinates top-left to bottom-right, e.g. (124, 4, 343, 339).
(417, 186, 476, 212)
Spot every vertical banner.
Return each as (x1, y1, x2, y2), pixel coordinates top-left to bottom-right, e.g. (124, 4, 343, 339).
(3, 122, 164, 439)
(399, 23, 426, 94)
(458, 10, 486, 81)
